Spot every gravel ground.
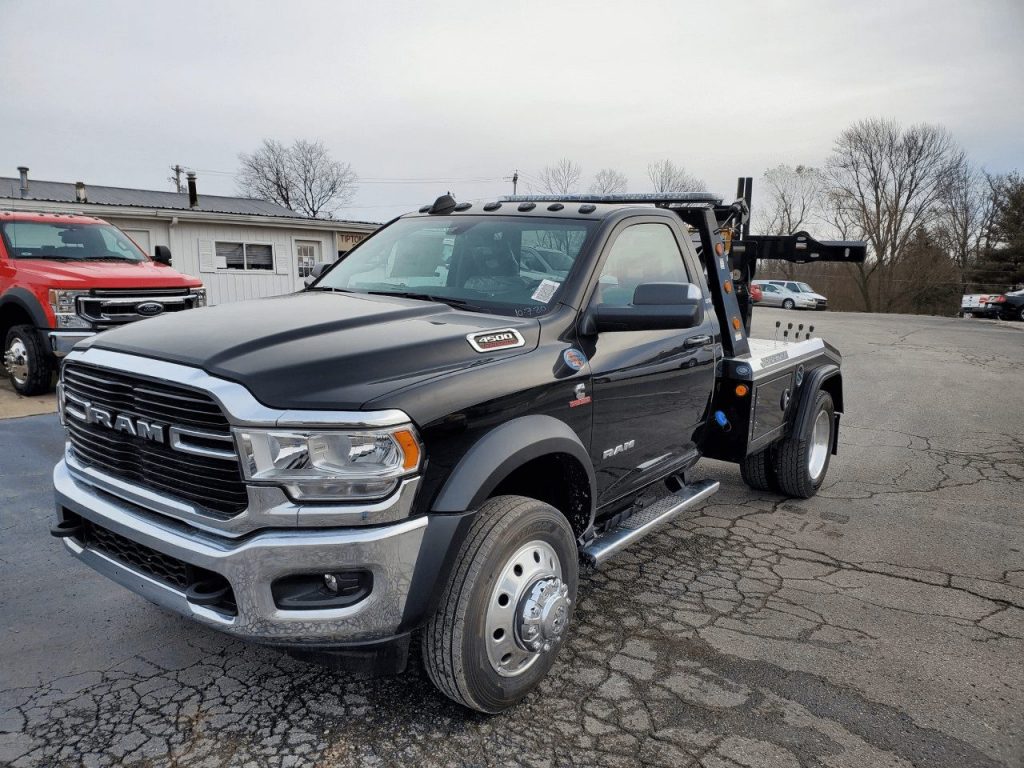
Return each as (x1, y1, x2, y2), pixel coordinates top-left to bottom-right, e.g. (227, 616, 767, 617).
(1, 309, 1022, 768)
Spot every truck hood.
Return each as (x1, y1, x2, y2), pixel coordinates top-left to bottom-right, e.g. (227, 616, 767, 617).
(14, 259, 200, 288)
(87, 291, 541, 410)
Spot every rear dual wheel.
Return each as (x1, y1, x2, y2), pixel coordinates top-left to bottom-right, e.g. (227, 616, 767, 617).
(740, 390, 835, 499)
(423, 495, 578, 713)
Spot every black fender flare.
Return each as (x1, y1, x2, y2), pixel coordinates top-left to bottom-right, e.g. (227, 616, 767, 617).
(431, 414, 597, 517)
(0, 288, 50, 330)
(793, 364, 842, 451)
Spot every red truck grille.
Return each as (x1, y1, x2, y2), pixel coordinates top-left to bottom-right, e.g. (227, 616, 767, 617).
(77, 289, 200, 328)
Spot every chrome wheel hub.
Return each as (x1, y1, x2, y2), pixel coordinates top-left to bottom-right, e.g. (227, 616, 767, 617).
(4, 338, 29, 386)
(518, 577, 570, 653)
(485, 540, 569, 677)
(808, 408, 831, 480)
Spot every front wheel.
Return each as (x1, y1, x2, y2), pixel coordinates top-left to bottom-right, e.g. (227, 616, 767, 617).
(772, 390, 835, 498)
(782, 298, 795, 310)
(423, 495, 578, 713)
(4, 325, 53, 395)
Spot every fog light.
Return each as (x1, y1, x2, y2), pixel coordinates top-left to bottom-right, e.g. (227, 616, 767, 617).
(272, 570, 373, 610)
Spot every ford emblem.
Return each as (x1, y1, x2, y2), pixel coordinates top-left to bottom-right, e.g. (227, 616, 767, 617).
(136, 301, 164, 317)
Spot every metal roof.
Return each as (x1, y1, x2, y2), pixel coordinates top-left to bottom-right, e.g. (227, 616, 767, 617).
(0, 177, 378, 226)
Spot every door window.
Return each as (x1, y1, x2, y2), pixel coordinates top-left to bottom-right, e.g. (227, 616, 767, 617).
(296, 240, 322, 278)
(595, 223, 689, 307)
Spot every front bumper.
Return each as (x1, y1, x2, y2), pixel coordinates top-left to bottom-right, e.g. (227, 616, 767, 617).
(47, 331, 96, 357)
(54, 458, 430, 646)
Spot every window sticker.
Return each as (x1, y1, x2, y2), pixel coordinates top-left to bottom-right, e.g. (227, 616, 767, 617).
(531, 279, 560, 303)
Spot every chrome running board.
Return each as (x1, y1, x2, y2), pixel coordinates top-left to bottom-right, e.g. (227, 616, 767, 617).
(582, 480, 720, 566)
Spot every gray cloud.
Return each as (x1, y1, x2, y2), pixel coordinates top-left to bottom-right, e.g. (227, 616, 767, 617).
(2, 0, 1021, 221)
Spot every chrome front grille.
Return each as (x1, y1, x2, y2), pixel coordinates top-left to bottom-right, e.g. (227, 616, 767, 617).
(78, 289, 199, 327)
(62, 363, 248, 518)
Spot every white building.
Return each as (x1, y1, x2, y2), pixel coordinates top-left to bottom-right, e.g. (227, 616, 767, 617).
(0, 168, 377, 305)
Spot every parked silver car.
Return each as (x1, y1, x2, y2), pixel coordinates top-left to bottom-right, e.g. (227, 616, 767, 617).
(753, 280, 828, 310)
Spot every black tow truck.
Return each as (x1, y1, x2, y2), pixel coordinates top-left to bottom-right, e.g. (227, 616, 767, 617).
(50, 180, 865, 712)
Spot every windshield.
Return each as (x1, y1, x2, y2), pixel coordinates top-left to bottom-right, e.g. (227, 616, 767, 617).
(315, 215, 596, 316)
(0, 221, 148, 262)
(797, 282, 814, 293)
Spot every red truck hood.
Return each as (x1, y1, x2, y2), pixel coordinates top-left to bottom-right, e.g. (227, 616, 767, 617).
(14, 259, 200, 288)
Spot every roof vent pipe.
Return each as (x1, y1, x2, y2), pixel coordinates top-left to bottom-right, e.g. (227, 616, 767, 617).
(17, 166, 29, 198)
(75, 181, 87, 203)
(187, 172, 198, 208)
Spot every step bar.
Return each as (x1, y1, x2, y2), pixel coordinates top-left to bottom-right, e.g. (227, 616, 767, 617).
(582, 479, 720, 566)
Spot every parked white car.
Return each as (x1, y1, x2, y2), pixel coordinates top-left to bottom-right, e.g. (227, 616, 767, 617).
(753, 280, 828, 310)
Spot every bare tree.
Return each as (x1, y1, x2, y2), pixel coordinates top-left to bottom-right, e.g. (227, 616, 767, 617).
(237, 138, 357, 218)
(824, 119, 966, 311)
(537, 159, 582, 195)
(590, 168, 628, 194)
(647, 159, 705, 194)
(756, 164, 825, 278)
(934, 164, 993, 285)
(758, 164, 823, 235)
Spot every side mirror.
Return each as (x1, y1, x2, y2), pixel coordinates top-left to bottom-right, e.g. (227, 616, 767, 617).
(152, 245, 172, 265)
(587, 282, 704, 333)
(303, 262, 331, 288)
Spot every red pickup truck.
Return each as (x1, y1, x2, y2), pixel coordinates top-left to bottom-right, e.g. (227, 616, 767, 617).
(1, 211, 205, 395)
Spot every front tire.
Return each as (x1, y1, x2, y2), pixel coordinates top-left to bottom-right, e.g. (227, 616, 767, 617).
(782, 298, 795, 310)
(4, 325, 53, 395)
(423, 495, 578, 713)
(772, 390, 835, 498)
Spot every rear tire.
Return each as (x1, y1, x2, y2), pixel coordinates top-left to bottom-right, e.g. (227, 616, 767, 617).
(782, 299, 795, 310)
(740, 448, 779, 492)
(772, 390, 834, 499)
(4, 325, 53, 396)
(423, 495, 578, 713)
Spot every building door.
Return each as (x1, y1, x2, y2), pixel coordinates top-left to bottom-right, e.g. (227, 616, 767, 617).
(295, 240, 322, 287)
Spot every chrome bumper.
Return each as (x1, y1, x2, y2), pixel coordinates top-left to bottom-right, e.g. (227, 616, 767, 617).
(47, 331, 95, 357)
(54, 459, 428, 645)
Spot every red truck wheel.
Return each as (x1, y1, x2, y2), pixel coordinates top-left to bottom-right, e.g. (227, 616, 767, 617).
(4, 325, 53, 396)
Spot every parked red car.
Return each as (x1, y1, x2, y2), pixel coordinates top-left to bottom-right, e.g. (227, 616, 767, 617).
(1, 211, 205, 394)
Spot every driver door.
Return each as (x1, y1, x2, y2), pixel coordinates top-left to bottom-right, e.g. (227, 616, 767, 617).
(583, 221, 717, 507)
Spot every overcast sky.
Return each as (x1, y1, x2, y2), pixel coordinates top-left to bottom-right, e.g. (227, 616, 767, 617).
(2, 0, 1021, 222)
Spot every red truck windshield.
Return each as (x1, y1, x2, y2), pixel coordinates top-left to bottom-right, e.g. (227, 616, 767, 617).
(0, 221, 148, 262)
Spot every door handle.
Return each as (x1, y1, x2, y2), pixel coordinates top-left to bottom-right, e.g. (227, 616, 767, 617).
(684, 335, 713, 349)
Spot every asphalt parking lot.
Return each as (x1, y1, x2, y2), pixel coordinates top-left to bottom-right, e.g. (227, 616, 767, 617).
(1, 309, 1022, 768)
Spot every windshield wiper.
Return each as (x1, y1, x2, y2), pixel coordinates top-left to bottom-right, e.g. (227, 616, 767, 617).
(365, 290, 483, 311)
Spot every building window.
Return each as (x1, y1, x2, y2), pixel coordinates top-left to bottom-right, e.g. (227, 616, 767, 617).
(216, 241, 274, 271)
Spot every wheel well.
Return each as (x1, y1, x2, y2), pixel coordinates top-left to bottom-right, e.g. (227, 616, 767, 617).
(0, 303, 34, 343)
(821, 374, 844, 413)
(490, 452, 592, 540)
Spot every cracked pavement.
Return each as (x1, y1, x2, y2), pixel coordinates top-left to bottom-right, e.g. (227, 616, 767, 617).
(1, 309, 1022, 767)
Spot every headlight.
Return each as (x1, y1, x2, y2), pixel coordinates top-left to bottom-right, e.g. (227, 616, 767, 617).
(189, 287, 207, 307)
(235, 426, 422, 501)
(48, 289, 90, 328)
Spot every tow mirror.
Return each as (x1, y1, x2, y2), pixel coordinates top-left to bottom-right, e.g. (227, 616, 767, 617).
(152, 245, 172, 265)
(303, 262, 331, 288)
(586, 282, 704, 334)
